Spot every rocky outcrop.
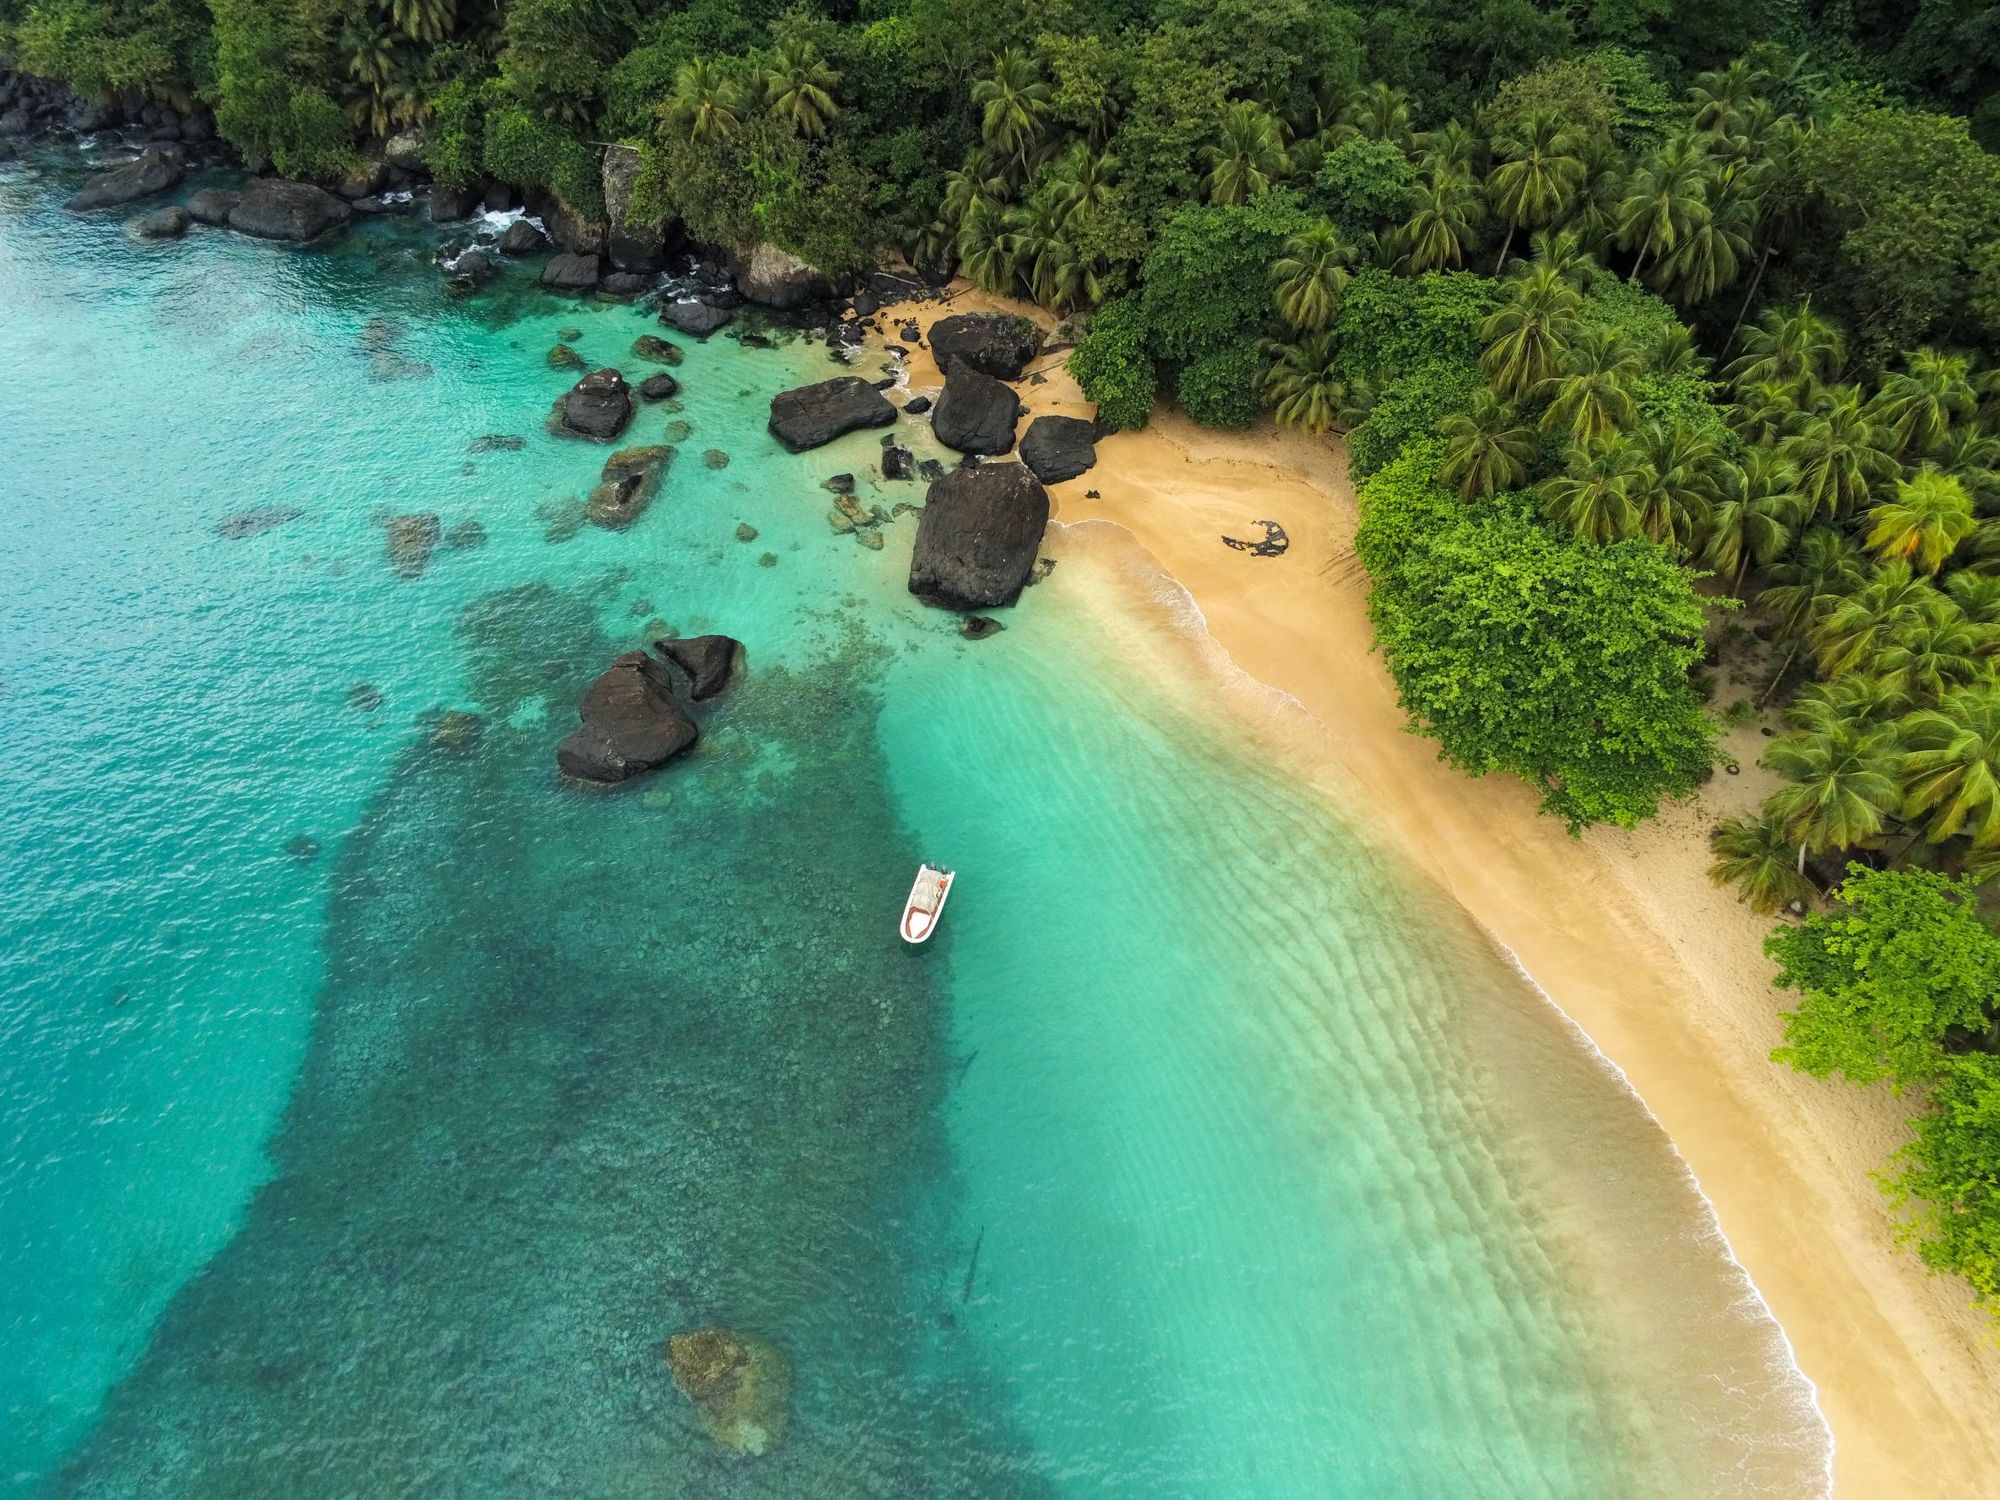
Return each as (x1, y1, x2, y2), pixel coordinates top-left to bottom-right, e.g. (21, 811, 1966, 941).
(929, 312, 1042, 380)
(660, 298, 733, 337)
(666, 1328, 791, 1457)
(602, 142, 675, 272)
(131, 205, 191, 240)
(734, 242, 831, 309)
(335, 160, 388, 199)
(229, 180, 353, 241)
(554, 368, 633, 442)
(539, 195, 607, 257)
(556, 651, 698, 784)
(384, 129, 428, 172)
(1019, 414, 1099, 483)
(498, 218, 548, 255)
(658, 634, 741, 699)
(587, 444, 672, 529)
(427, 183, 479, 222)
(768, 376, 896, 452)
(882, 442, 916, 481)
(639, 373, 679, 402)
(66, 148, 182, 211)
(184, 187, 239, 226)
(541, 251, 602, 291)
(931, 360, 1021, 455)
(385, 513, 441, 580)
(908, 462, 1050, 610)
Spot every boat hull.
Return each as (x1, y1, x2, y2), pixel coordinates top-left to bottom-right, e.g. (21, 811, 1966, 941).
(900, 866, 954, 944)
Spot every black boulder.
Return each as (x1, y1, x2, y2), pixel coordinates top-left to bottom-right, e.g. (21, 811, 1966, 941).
(768, 376, 897, 452)
(908, 462, 1050, 610)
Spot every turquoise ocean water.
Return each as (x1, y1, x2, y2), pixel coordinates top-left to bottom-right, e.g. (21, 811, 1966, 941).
(0, 146, 1829, 1497)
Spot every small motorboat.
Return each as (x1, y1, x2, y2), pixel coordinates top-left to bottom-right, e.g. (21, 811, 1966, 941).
(901, 863, 955, 944)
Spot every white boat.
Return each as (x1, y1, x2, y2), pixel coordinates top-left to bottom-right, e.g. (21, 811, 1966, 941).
(901, 864, 955, 944)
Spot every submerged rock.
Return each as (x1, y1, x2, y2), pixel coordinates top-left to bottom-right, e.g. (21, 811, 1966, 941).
(657, 634, 741, 699)
(66, 148, 183, 211)
(960, 615, 1005, 639)
(469, 434, 525, 453)
(908, 462, 1050, 610)
(928, 312, 1041, 381)
(638, 373, 679, 402)
(428, 709, 482, 756)
(930, 360, 1021, 455)
(735, 522, 758, 542)
(548, 343, 585, 371)
(703, 449, 730, 469)
(881, 443, 915, 481)
(444, 519, 487, 550)
(286, 834, 322, 862)
(385, 513, 442, 580)
(768, 376, 896, 452)
(632, 334, 683, 365)
(214, 504, 303, 540)
(346, 682, 384, 712)
(553, 368, 633, 442)
(130, 205, 191, 240)
(229, 180, 352, 241)
(541, 251, 603, 292)
(665, 1328, 791, 1457)
(587, 444, 672, 529)
(556, 651, 698, 784)
(1019, 414, 1098, 484)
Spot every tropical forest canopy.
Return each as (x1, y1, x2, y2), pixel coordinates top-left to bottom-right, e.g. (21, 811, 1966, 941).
(10, 0, 2000, 1314)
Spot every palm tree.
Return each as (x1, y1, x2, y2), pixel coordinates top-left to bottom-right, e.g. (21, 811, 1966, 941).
(1653, 185, 1754, 303)
(1690, 58, 1768, 135)
(1866, 465, 1976, 574)
(1540, 444, 1640, 543)
(1725, 301, 1845, 393)
(1757, 525, 1869, 700)
(1730, 379, 1808, 445)
(666, 59, 743, 144)
(957, 195, 1013, 294)
(1871, 348, 1978, 461)
(1394, 167, 1483, 272)
(1615, 134, 1709, 283)
(1788, 674, 1914, 736)
(1485, 112, 1586, 270)
(762, 39, 840, 138)
(1709, 814, 1815, 912)
(1203, 101, 1291, 205)
(972, 49, 1052, 179)
(1535, 326, 1640, 446)
(1418, 119, 1481, 179)
(1336, 82, 1416, 156)
(1812, 561, 1950, 676)
(1047, 142, 1119, 220)
(1780, 385, 1896, 523)
(1766, 720, 1903, 869)
(1001, 193, 1070, 309)
(1262, 334, 1367, 435)
(1562, 135, 1629, 256)
(1705, 449, 1802, 592)
(389, 0, 456, 45)
(1874, 611, 1992, 703)
(1270, 222, 1358, 333)
(1948, 571, 2000, 626)
(1901, 687, 2000, 848)
(1439, 390, 1538, 500)
(1626, 419, 1726, 550)
(1479, 262, 1581, 399)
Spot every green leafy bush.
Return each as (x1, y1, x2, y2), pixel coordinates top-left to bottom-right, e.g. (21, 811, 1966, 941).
(1348, 358, 1484, 477)
(1884, 1052, 2000, 1314)
(483, 106, 606, 218)
(1068, 297, 1157, 431)
(1174, 338, 1265, 427)
(1335, 269, 1500, 385)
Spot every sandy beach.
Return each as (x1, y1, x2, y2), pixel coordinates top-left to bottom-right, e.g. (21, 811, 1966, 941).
(880, 287, 2000, 1496)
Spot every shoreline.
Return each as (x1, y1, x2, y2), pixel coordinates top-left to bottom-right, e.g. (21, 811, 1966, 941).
(878, 287, 2000, 1496)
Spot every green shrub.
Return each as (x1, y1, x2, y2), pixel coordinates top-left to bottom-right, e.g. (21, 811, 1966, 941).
(1175, 339, 1264, 427)
(1068, 297, 1157, 431)
(483, 106, 605, 218)
(1348, 358, 1484, 477)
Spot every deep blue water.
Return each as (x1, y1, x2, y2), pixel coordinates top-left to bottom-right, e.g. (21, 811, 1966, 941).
(0, 144, 1828, 1497)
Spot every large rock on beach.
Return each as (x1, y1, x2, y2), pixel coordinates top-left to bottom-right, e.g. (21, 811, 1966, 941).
(554, 368, 633, 442)
(931, 360, 1021, 455)
(556, 651, 698, 784)
(498, 217, 547, 255)
(928, 312, 1042, 381)
(541, 251, 602, 291)
(768, 376, 896, 452)
(660, 299, 733, 337)
(908, 462, 1050, 610)
(66, 148, 182, 211)
(666, 1328, 792, 1457)
(602, 142, 675, 272)
(587, 444, 672, 529)
(657, 634, 742, 699)
(1019, 414, 1099, 483)
(183, 187, 239, 226)
(130, 205, 191, 240)
(735, 242, 831, 309)
(229, 179, 352, 241)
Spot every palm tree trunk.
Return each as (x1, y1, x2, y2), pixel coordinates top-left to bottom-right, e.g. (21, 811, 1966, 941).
(1627, 244, 1649, 285)
(1494, 222, 1515, 274)
(1796, 840, 1808, 878)
(1757, 640, 1802, 708)
(1727, 245, 1774, 351)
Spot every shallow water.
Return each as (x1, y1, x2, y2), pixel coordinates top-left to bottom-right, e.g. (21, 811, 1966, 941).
(0, 145, 1828, 1497)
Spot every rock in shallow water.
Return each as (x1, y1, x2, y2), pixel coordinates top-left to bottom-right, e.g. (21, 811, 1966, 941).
(555, 651, 697, 784)
(228, 179, 352, 241)
(908, 462, 1050, 610)
(66, 148, 182, 211)
(130, 205, 191, 240)
(930, 360, 1021, 456)
(660, 299, 732, 337)
(587, 444, 671, 529)
(183, 187, 239, 226)
(553, 368, 633, 442)
(214, 504, 302, 539)
(665, 1328, 792, 1456)
(656, 634, 741, 699)
(638, 372, 679, 402)
(385, 513, 441, 580)
(768, 376, 896, 452)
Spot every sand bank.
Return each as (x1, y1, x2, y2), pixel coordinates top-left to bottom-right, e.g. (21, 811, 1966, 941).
(877, 287, 2000, 1496)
